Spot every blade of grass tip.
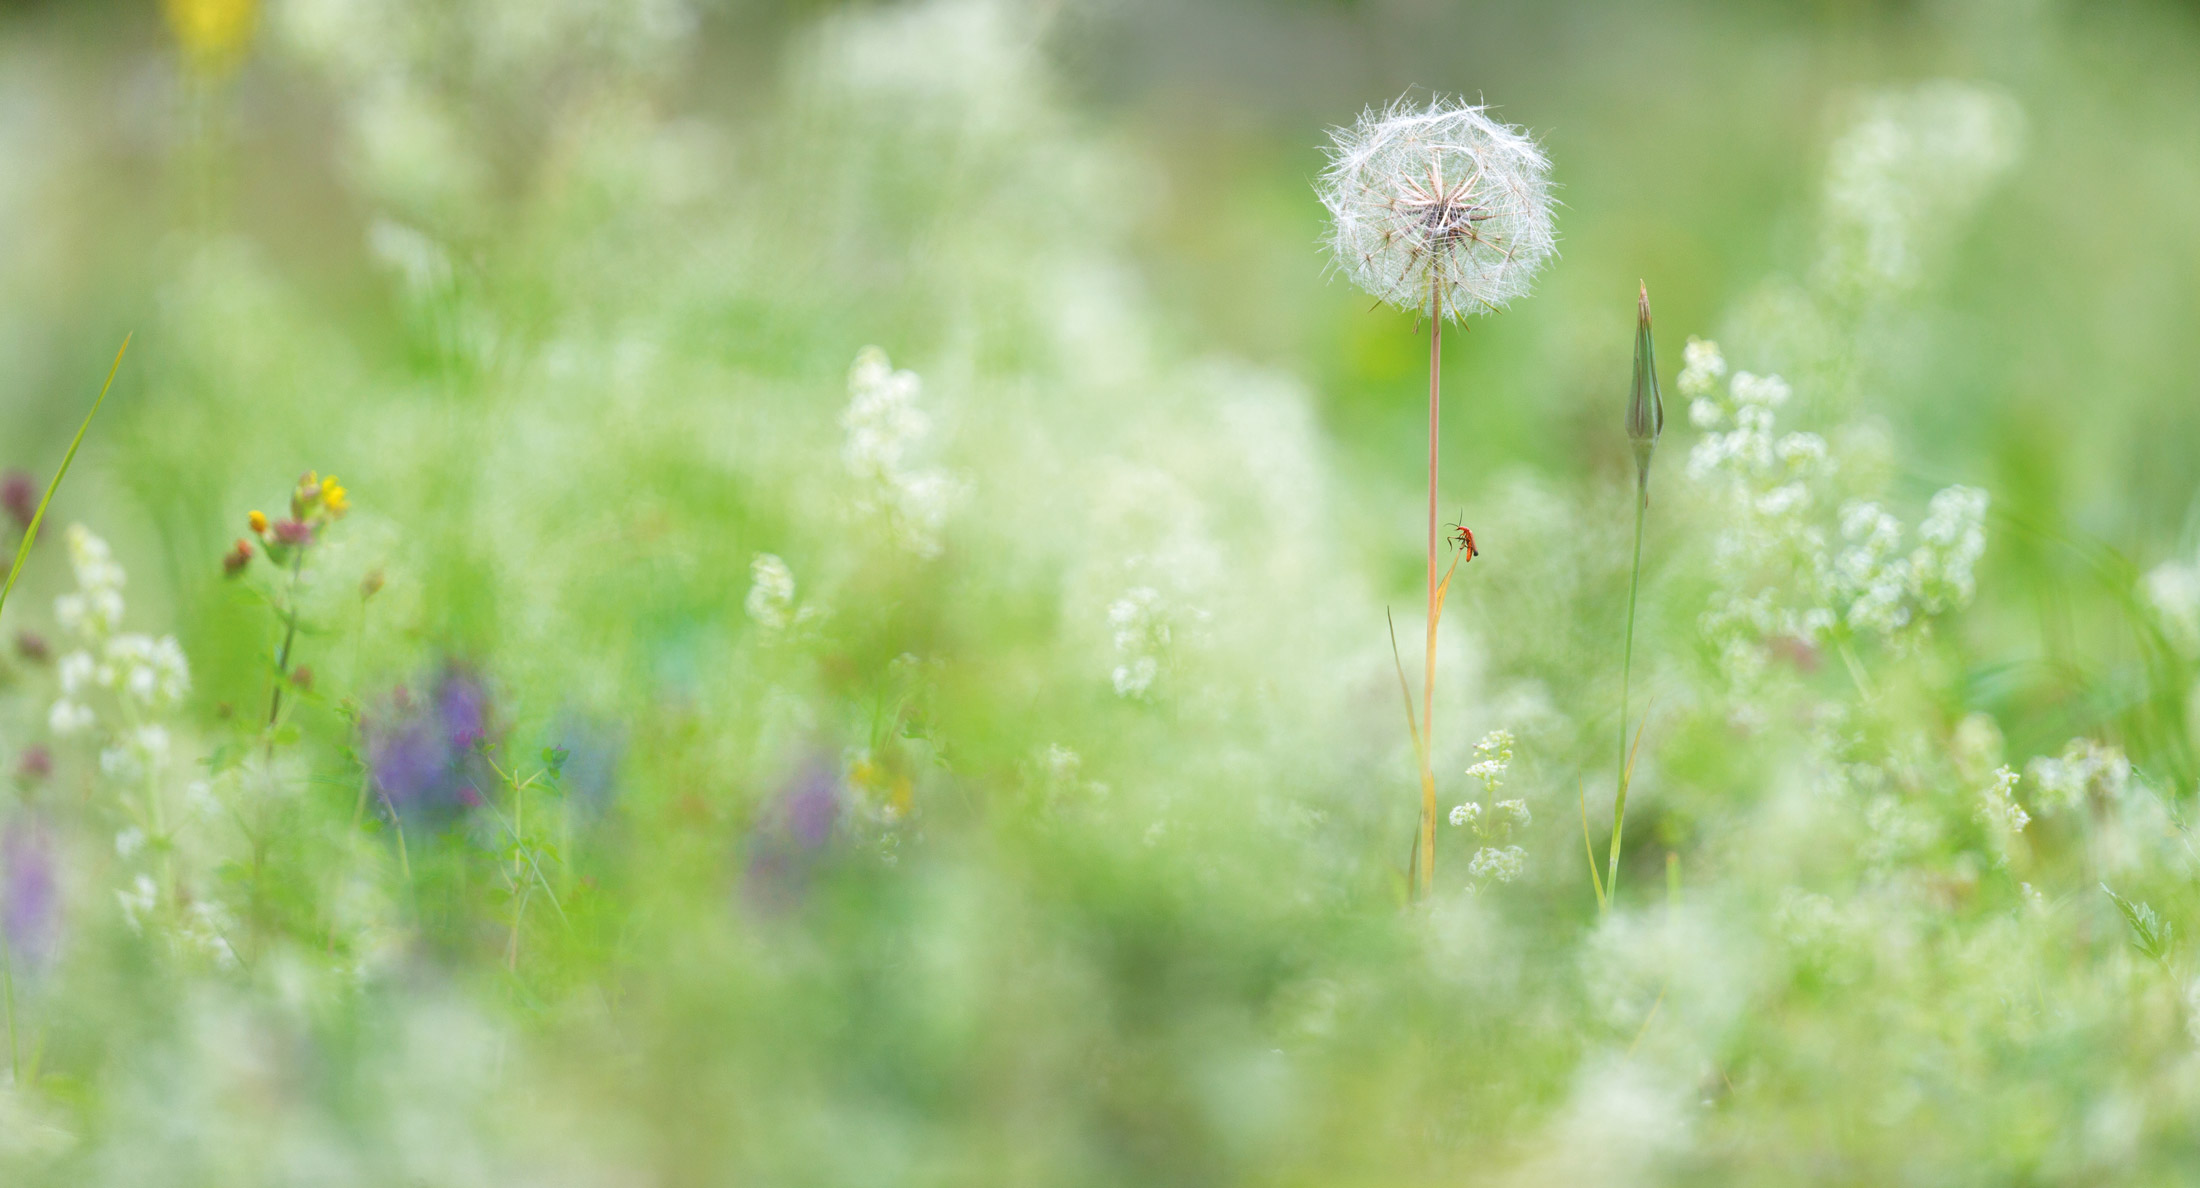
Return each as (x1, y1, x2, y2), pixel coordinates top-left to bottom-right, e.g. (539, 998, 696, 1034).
(0, 334, 130, 624)
(1579, 780, 1607, 911)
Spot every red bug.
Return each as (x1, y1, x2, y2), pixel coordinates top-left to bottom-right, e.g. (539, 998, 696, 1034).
(1447, 519, 1479, 561)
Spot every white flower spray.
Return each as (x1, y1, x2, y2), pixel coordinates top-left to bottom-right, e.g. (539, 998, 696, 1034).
(1448, 729, 1529, 889)
(841, 346, 961, 559)
(1318, 96, 1555, 896)
(1684, 338, 1990, 692)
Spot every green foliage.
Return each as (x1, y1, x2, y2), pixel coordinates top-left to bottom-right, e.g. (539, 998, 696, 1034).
(0, 1, 2198, 1185)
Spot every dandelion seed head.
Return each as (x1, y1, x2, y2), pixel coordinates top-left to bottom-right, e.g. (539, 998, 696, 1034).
(1317, 97, 1556, 319)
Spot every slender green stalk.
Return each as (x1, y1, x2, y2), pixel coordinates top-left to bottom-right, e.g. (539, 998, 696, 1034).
(1607, 491, 1648, 903)
(1604, 283, 1663, 910)
(268, 548, 307, 728)
(0, 335, 130, 624)
(2, 939, 18, 1084)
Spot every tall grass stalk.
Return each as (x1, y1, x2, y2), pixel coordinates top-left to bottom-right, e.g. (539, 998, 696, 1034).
(0, 336, 130, 623)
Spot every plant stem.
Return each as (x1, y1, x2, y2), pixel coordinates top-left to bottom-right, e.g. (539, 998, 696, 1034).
(268, 549, 306, 728)
(2, 940, 18, 1084)
(1419, 305, 1443, 899)
(1607, 490, 1648, 905)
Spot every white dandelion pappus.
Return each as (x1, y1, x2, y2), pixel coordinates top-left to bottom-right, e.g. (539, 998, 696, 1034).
(1318, 97, 1557, 319)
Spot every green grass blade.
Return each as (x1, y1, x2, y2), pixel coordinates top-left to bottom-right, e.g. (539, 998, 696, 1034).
(0, 334, 130, 624)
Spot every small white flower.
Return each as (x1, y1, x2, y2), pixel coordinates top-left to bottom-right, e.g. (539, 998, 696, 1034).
(1677, 338, 1727, 396)
(745, 553, 799, 634)
(1449, 803, 1481, 829)
(1975, 765, 2029, 836)
(1465, 729, 1514, 792)
(1468, 845, 1527, 885)
(842, 347, 961, 557)
(58, 650, 95, 694)
(1107, 586, 1170, 699)
(117, 873, 158, 932)
(49, 700, 94, 735)
(1111, 656, 1158, 698)
(2027, 738, 2129, 815)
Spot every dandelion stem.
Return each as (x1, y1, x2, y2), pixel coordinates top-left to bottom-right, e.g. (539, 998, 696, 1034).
(1418, 298, 1443, 899)
(1607, 489, 1648, 906)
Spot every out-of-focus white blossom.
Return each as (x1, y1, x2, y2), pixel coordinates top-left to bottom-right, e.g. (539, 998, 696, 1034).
(2144, 556, 2200, 656)
(1107, 586, 1169, 698)
(843, 347, 963, 558)
(117, 874, 158, 932)
(1975, 765, 2029, 838)
(1818, 82, 2026, 299)
(2027, 739, 2130, 815)
(745, 553, 798, 634)
(1688, 341, 1991, 678)
(48, 527, 192, 740)
(1467, 845, 1527, 885)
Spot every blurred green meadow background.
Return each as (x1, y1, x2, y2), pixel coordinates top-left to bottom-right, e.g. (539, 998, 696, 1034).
(4, 0, 2200, 1182)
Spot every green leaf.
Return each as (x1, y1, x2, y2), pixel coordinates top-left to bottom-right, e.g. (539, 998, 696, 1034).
(0, 335, 129, 626)
(2103, 883, 2175, 966)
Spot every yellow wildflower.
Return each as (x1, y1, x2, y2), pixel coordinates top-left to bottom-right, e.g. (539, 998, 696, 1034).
(163, 0, 257, 77)
(248, 509, 268, 535)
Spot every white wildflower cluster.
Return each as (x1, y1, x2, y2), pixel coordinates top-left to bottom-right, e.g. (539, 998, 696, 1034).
(1817, 82, 2025, 299)
(1686, 338, 1991, 678)
(1317, 97, 1557, 318)
(744, 553, 821, 641)
(1107, 586, 1170, 698)
(2025, 738, 2130, 816)
(1829, 485, 1989, 636)
(1449, 730, 1529, 888)
(49, 526, 191, 782)
(1974, 765, 2029, 838)
(1685, 340, 1836, 674)
(1860, 792, 1941, 871)
(117, 873, 238, 968)
(842, 347, 961, 558)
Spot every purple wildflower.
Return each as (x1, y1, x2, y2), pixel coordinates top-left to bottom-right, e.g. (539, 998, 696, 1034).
(272, 518, 314, 546)
(743, 751, 844, 909)
(17, 746, 52, 784)
(2, 821, 59, 972)
(363, 664, 500, 827)
(1, 470, 34, 532)
(784, 758, 841, 850)
(438, 670, 490, 750)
